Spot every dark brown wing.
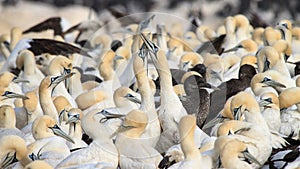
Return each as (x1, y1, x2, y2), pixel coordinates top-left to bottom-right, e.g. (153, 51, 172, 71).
(196, 34, 226, 55)
(28, 39, 92, 58)
(23, 17, 63, 36)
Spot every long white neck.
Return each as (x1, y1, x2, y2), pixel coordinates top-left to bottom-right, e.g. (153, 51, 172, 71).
(181, 130, 201, 160)
(68, 74, 83, 98)
(23, 52, 36, 76)
(157, 58, 179, 105)
(39, 88, 59, 122)
(137, 74, 156, 119)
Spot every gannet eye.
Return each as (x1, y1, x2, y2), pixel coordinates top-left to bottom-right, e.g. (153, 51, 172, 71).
(125, 93, 134, 98)
(237, 44, 243, 48)
(52, 124, 60, 129)
(50, 76, 59, 83)
(64, 68, 71, 74)
(282, 23, 288, 29)
(266, 98, 272, 103)
(3, 91, 11, 96)
(233, 107, 239, 113)
(262, 77, 270, 82)
(50, 77, 56, 83)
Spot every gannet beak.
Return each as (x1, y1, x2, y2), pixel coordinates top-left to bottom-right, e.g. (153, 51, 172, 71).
(223, 45, 241, 53)
(140, 33, 159, 55)
(233, 105, 243, 120)
(242, 148, 262, 167)
(114, 55, 124, 61)
(203, 114, 224, 129)
(58, 109, 66, 125)
(12, 76, 30, 83)
(2, 91, 29, 100)
(214, 71, 223, 82)
(97, 109, 126, 123)
(65, 114, 80, 125)
(1, 152, 17, 169)
(124, 94, 142, 104)
(49, 124, 75, 144)
(182, 61, 190, 71)
(50, 72, 75, 87)
(261, 77, 286, 88)
(199, 82, 219, 90)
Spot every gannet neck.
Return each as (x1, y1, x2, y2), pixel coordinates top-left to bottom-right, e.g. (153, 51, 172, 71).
(134, 56, 155, 116)
(39, 78, 58, 121)
(156, 51, 176, 96)
(124, 127, 145, 138)
(18, 50, 36, 75)
(10, 27, 22, 51)
(68, 69, 83, 98)
(180, 115, 200, 160)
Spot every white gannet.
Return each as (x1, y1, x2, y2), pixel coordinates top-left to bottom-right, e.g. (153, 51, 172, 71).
(0, 135, 31, 168)
(133, 55, 160, 147)
(168, 115, 212, 169)
(26, 115, 74, 167)
(140, 32, 209, 157)
(47, 55, 77, 108)
(64, 108, 88, 150)
(231, 91, 288, 149)
(115, 109, 162, 169)
(56, 109, 118, 168)
(39, 73, 75, 122)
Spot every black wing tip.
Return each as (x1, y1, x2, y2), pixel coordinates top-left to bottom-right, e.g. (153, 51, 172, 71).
(23, 17, 63, 35)
(29, 38, 93, 58)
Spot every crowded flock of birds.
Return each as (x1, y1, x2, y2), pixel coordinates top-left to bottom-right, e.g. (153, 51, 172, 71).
(0, 5, 300, 169)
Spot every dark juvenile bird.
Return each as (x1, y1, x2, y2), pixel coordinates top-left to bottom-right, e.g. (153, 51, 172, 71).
(189, 63, 207, 80)
(204, 64, 257, 131)
(181, 74, 212, 128)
